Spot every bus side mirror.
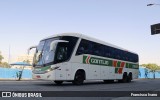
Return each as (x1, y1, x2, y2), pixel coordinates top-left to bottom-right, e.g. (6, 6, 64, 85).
(28, 45, 37, 55)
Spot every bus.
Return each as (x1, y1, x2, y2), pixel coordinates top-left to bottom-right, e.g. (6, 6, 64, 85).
(28, 33, 139, 85)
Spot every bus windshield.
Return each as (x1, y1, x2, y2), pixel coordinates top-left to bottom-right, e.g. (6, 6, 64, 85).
(33, 36, 78, 67)
(33, 37, 59, 66)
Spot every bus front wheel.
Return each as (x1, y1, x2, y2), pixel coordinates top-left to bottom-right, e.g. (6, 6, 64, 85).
(72, 71, 85, 85)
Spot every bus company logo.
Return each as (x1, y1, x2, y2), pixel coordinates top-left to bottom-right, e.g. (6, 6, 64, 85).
(83, 56, 110, 66)
(85, 56, 91, 64)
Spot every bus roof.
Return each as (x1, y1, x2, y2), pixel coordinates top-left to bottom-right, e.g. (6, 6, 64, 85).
(41, 33, 138, 55)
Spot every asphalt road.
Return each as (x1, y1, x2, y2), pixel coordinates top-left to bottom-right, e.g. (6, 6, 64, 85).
(0, 79, 160, 100)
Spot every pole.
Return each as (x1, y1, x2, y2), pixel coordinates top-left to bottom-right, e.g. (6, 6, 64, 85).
(8, 45, 10, 64)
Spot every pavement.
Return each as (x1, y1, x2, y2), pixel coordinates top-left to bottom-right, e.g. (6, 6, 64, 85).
(0, 79, 160, 100)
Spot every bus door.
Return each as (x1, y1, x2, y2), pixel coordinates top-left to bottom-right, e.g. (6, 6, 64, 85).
(64, 62, 72, 80)
(55, 63, 66, 80)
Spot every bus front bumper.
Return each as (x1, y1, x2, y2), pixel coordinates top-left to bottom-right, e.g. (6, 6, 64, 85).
(32, 71, 55, 81)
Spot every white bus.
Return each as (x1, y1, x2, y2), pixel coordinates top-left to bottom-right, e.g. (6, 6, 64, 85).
(28, 33, 139, 85)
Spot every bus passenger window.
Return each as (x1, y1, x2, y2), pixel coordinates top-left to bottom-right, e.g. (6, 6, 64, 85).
(76, 39, 89, 55)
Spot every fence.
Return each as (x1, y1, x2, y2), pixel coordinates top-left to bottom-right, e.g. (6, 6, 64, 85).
(0, 67, 32, 80)
(1, 66, 160, 80)
(138, 66, 160, 78)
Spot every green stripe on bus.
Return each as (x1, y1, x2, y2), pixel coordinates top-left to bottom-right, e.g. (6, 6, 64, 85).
(36, 66, 51, 71)
(83, 56, 88, 64)
(115, 68, 119, 73)
(83, 55, 139, 69)
(126, 63, 129, 68)
(117, 61, 121, 67)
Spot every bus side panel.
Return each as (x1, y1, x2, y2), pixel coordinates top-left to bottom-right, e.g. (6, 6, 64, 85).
(71, 63, 88, 80)
(88, 64, 100, 80)
(63, 62, 72, 80)
(100, 66, 110, 80)
(55, 63, 66, 80)
(117, 68, 128, 79)
(115, 68, 138, 80)
(108, 67, 116, 79)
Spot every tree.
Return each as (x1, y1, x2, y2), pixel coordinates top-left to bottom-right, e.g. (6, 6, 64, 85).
(0, 51, 10, 68)
(1, 62, 11, 68)
(0, 51, 4, 64)
(141, 63, 160, 79)
(23, 59, 30, 64)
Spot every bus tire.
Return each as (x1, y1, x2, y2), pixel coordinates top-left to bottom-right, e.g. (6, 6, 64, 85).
(119, 73, 127, 83)
(127, 73, 132, 83)
(54, 81, 63, 85)
(72, 70, 85, 85)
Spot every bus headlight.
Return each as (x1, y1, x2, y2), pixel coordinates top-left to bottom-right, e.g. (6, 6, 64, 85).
(51, 66, 60, 70)
(46, 68, 52, 72)
(45, 66, 60, 73)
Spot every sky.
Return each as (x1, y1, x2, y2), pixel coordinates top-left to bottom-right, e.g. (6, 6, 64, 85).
(0, 0, 160, 65)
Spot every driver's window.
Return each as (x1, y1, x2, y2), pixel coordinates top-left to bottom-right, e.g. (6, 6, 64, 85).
(57, 47, 67, 60)
(56, 44, 68, 63)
